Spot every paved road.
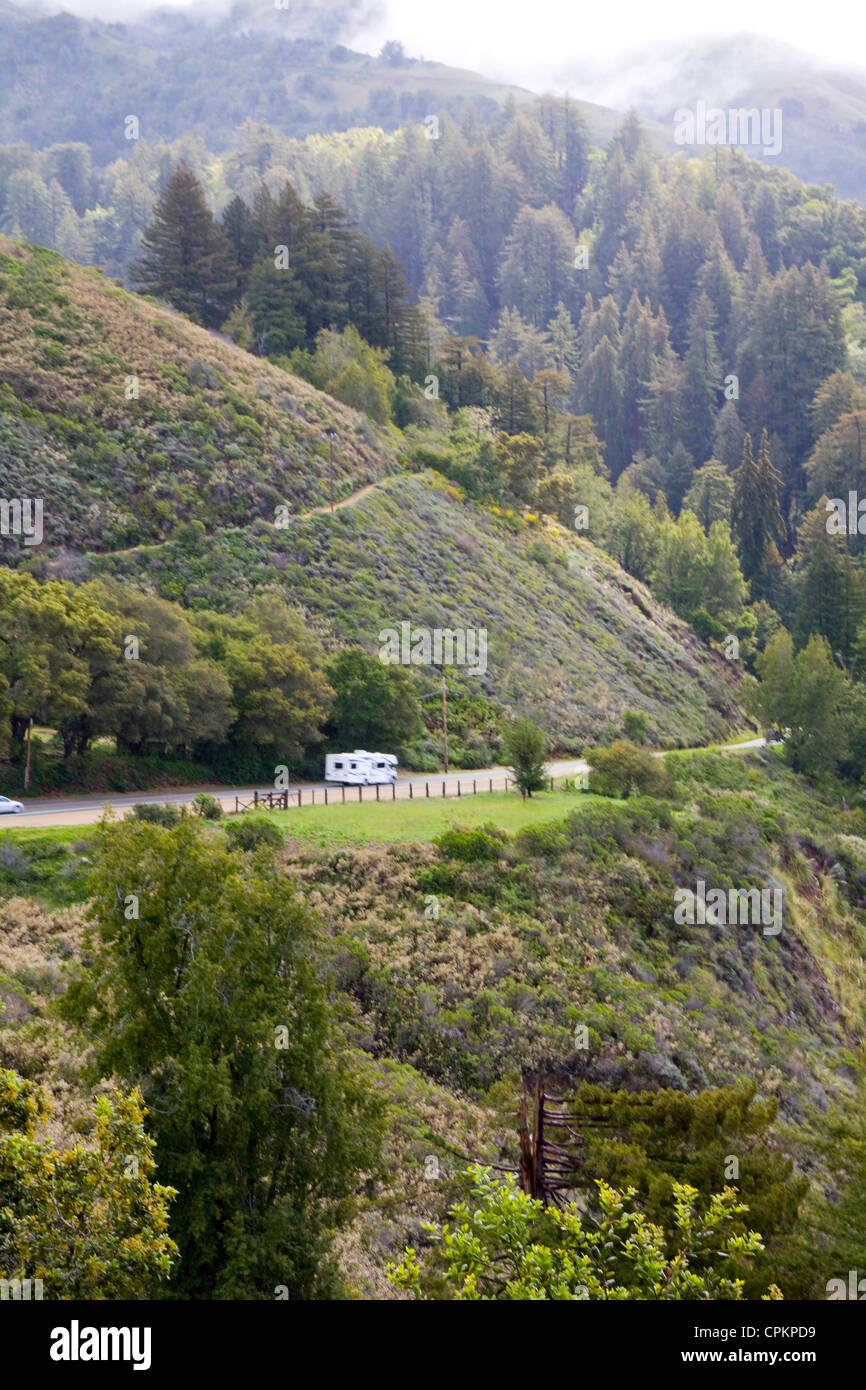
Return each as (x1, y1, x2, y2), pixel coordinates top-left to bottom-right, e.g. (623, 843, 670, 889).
(0, 761, 583, 828)
(0, 740, 768, 829)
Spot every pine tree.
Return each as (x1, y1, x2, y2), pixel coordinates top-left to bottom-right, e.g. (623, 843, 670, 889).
(660, 441, 695, 514)
(795, 503, 866, 665)
(133, 163, 238, 329)
(713, 400, 745, 473)
(683, 461, 734, 530)
(713, 182, 748, 268)
(619, 292, 668, 457)
(731, 430, 786, 594)
(679, 292, 721, 464)
(221, 194, 256, 273)
(578, 335, 626, 474)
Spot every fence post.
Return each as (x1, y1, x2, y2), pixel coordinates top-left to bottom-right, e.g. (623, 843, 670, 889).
(254, 789, 258, 807)
(409, 782, 413, 800)
(358, 786, 362, 802)
(324, 787, 328, 805)
(298, 789, 302, 807)
(550, 777, 554, 791)
(489, 778, 493, 793)
(376, 784, 380, 802)
(457, 781, 461, 797)
(426, 782, 429, 798)
(473, 779, 476, 795)
(342, 786, 345, 804)
(442, 780, 446, 798)
(392, 782, 396, 800)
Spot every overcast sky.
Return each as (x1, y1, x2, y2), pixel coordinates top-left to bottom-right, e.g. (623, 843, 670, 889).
(352, 0, 866, 90)
(25, 0, 866, 97)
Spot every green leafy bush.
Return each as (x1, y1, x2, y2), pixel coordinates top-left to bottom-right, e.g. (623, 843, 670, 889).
(588, 740, 672, 799)
(434, 827, 504, 862)
(224, 816, 283, 851)
(131, 803, 183, 826)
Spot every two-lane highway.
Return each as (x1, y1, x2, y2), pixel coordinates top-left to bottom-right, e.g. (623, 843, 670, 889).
(0, 740, 769, 829)
(1, 760, 590, 828)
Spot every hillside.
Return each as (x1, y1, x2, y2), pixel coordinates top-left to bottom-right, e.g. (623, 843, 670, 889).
(0, 236, 399, 554)
(0, 0, 540, 155)
(2, 746, 865, 1298)
(96, 469, 741, 750)
(0, 236, 742, 752)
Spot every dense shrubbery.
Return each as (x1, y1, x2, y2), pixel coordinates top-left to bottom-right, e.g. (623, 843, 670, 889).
(224, 816, 284, 852)
(387, 1164, 781, 1301)
(587, 740, 673, 798)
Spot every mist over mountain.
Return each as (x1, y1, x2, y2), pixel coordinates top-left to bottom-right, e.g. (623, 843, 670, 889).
(557, 33, 866, 202)
(0, 0, 538, 155)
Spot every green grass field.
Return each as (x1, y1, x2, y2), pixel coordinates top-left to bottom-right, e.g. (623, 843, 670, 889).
(259, 788, 608, 848)
(0, 789, 612, 855)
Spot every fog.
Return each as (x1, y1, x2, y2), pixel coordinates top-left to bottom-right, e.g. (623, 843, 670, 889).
(8, 0, 866, 103)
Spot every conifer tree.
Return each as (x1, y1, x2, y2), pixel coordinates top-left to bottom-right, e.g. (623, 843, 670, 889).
(134, 163, 238, 329)
(731, 430, 786, 593)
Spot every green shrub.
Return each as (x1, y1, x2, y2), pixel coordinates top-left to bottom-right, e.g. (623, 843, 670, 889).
(130, 803, 183, 826)
(224, 817, 283, 851)
(587, 741, 672, 799)
(434, 827, 504, 862)
(623, 710, 649, 745)
(193, 793, 223, 820)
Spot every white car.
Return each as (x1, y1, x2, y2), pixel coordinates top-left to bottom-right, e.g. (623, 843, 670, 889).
(0, 795, 24, 814)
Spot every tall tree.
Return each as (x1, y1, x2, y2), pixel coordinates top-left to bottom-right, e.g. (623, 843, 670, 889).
(133, 163, 238, 329)
(325, 647, 421, 750)
(731, 431, 786, 595)
(61, 818, 383, 1299)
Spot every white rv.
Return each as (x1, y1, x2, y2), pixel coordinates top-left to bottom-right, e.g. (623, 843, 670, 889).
(324, 750, 398, 786)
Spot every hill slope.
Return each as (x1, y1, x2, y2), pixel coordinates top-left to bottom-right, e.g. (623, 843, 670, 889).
(0, 0, 531, 155)
(0, 237, 398, 555)
(0, 236, 741, 750)
(97, 470, 741, 750)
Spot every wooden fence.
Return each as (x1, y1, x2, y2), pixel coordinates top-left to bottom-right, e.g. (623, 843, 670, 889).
(234, 774, 571, 813)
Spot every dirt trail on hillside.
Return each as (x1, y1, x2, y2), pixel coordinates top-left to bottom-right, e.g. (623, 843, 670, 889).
(105, 480, 386, 561)
(299, 481, 381, 517)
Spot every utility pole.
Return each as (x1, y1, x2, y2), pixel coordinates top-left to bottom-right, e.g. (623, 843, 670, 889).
(23, 716, 33, 792)
(420, 678, 450, 775)
(441, 671, 448, 775)
(326, 430, 337, 512)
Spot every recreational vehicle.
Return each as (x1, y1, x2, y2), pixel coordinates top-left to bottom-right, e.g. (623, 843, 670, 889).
(324, 750, 398, 786)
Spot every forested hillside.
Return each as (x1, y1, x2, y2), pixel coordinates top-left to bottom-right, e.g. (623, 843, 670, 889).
(4, 13, 866, 1321)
